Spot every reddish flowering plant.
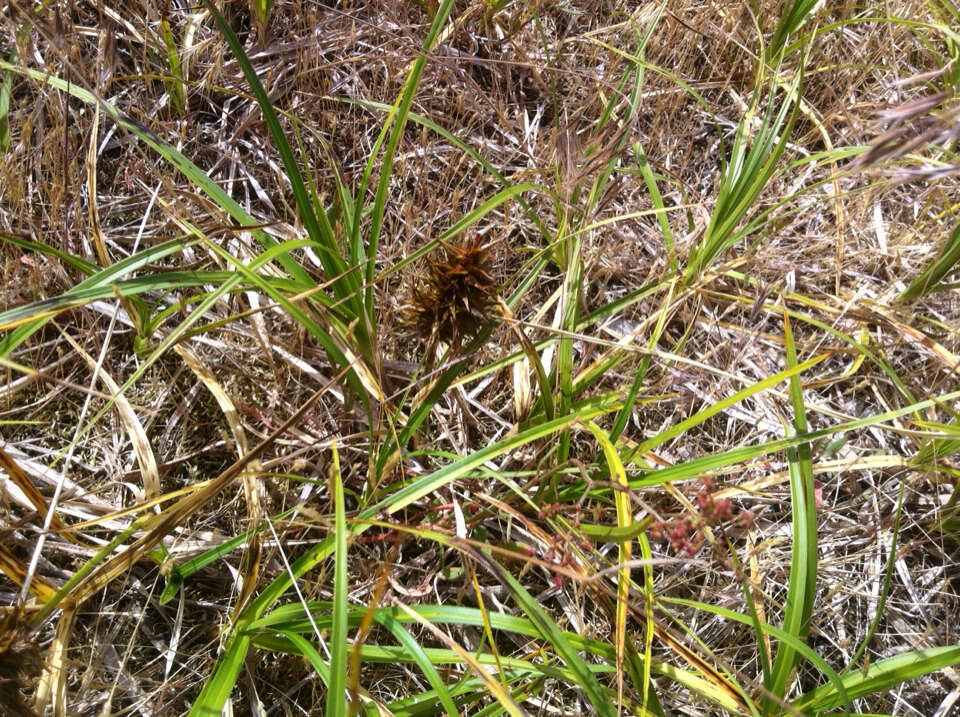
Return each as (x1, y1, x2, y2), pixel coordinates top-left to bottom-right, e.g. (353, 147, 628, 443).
(649, 476, 755, 557)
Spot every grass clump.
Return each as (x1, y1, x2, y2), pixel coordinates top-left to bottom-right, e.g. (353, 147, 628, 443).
(1, 0, 960, 715)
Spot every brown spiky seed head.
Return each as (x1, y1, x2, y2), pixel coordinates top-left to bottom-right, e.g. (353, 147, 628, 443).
(403, 238, 498, 354)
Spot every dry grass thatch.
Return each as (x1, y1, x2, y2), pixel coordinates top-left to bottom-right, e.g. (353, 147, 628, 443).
(1, 0, 960, 714)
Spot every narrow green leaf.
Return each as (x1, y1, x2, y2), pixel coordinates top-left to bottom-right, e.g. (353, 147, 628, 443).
(486, 559, 617, 717)
(359, 0, 457, 326)
(765, 310, 819, 712)
(327, 442, 348, 717)
(900, 222, 960, 301)
(188, 634, 252, 716)
(377, 613, 460, 717)
(662, 596, 848, 709)
(0, 47, 15, 151)
(199, 0, 353, 306)
(792, 646, 960, 712)
(0, 60, 315, 289)
(159, 18, 186, 116)
(585, 421, 631, 710)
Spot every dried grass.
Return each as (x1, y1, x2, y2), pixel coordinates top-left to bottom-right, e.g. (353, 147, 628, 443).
(2, 0, 959, 714)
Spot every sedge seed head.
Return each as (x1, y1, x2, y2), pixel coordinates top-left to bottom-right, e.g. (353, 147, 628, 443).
(402, 238, 498, 356)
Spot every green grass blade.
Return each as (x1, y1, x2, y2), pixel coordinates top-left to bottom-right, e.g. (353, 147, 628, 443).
(160, 506, 299, 605)
(0, 60, 316, 289)
(792, 646, 960, 712)
(0, 237, 193, 354)
(0, 230, 128, 276)
(482, 558, 617, 717)
(361, 0, 456, 325)
(340, 98, 552, 243)
(158, 18, 185, 116)
(247, 599, 745, 712)
(624, 352, 827, 465)
(899, 221, 960, 301)
(278, 629, 331, 684)
(327, 442, 348, 716)
(685, 63, 802, 281)
(765, 310, 818, 712)
(199, 1, 353, 302)
(377, 613, 460, 717)
(662, 597, 849, 708)
(767, 0, 821, 59)
(0, 48, 15, 152)
(585, 421, 631, 709)
(609, 279, 675, 442)
(192, 403, 623, 717)
(627, 386, 960, 491)
(188, 633, 252, 716)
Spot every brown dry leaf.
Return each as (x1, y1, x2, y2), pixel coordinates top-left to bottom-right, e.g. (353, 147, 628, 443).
(873, 305, 960, 376)
(58, 330, 160, 498)
(32, 606, 74, 717)
(85, 104, 109, 268)
(44, 375, 340, 621)
(715, 454, 911, 499)
(0, 445, 69, 538)
(0, 544, 57, 603)
(174, 344, 262, 617)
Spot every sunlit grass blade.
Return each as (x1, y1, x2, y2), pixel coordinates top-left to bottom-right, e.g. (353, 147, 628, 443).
(765, 310, 818, 713)
(158, 17, 185, 116)
(189, 633, 252, 716)
(637, 532, 657, 713)
(0, 48, 15, 152)
(389, 600, 528, 716)
(249, 0, 276, 35)
(623, 352, 827, 466)
(628, 386, 960, 491)
(661, 597, 849, 708)
(585, 421, 631, 710)
(254, 635, 613, 684)
(0, 60, 315, 289)
(199, 1, 352, 301)
(376, 611, 459, 717)
(385, 673, 526, 716)
(0, 231, 99, 275)
(358, 0, 456, 328)
(685, 62, 802, 282)
(0, 269, 305, 334)
(278, 629, 330, 685)
(481, 557, 617, 717)
(159, 506, 298, 605)
(195, 403, 621, 716)
(341, 98, 552, 242)
(246, 596, 757, 712)
(767, 0, 821, 59)
(255, 402, 620, 615)
(792, 646, 960, 712)
(609, 279, 676, 442)
(899, 221, 960, 301)
(0, 236, 191, 352)
(327, 442, 348, 717)
(630, 5, 674, 272)
(730, 541, 772, 691)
